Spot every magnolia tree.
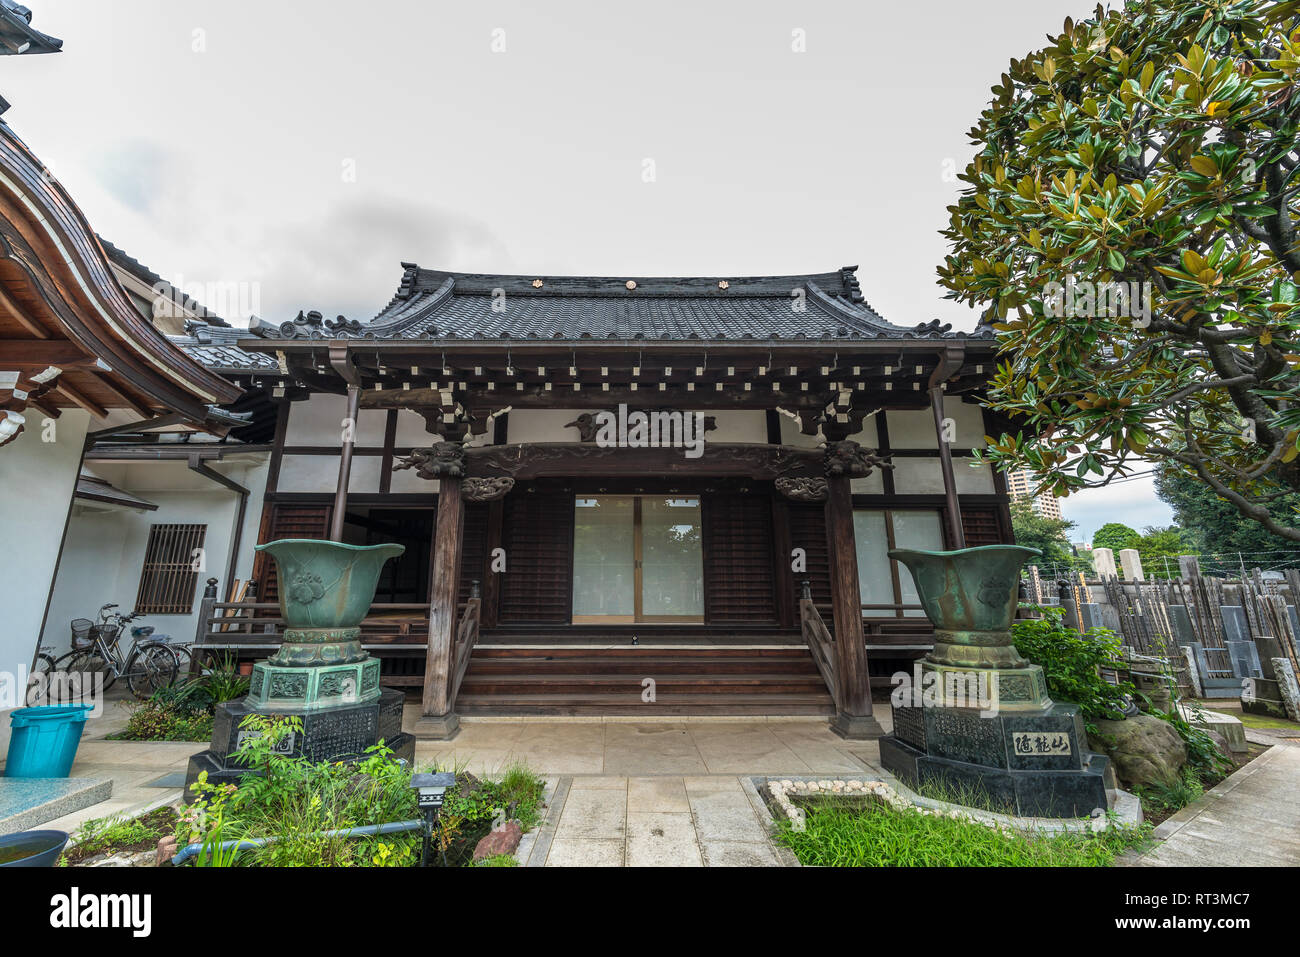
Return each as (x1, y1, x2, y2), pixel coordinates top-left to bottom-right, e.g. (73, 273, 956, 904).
(939, 0, 1300, 540)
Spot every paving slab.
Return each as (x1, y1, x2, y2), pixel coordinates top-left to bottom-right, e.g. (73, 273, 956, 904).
(1130, 743, 1300, 867)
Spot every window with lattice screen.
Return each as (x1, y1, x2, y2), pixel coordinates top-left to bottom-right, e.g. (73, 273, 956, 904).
(135, 523, 207, 614)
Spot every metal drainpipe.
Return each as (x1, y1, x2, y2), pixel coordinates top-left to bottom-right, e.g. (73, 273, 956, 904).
(187, 452, 249, 601)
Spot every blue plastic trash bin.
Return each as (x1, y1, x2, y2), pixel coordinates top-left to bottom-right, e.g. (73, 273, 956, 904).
(4, 705, 92, 778)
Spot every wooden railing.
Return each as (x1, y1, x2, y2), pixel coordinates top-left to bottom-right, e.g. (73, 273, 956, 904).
(449, 590, 482, 708)
(194, 578, 434, 650)
(799, 581, 838, 708)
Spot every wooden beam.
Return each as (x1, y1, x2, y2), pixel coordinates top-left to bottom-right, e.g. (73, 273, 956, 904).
(420, 474, 465, 732)
(0, 339, 95, 367)
(55, 378, 108, 419)
(824, 474, 882, 739)
(0, 284, 50, 339)
(88, 372, 152, 419)
(468, 442, 823, 480)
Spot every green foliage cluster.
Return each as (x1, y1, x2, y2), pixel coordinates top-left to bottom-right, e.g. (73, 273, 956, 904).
(939, 0, 1300, 542)
(1093, 522, 1140, 551)
(774, 797, 1149, 867)
(62, 806, 178, 864)
(1011, 609, 1134, 730)
(1010, 500, 1085, 567)
(1156, 461, 1300, 553)
(178, 714, 545, 868)
(110, 659, 249, 743)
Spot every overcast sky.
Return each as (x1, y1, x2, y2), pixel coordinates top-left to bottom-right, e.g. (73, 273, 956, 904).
(3, 0, 1173, 539)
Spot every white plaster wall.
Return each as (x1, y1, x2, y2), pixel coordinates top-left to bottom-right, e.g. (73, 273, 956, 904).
(394, 408, 432, 446)
(0, 410, 90, 753)
(285, 393, 387, 447)
(40, 455, 270, 657)
(703, 411, 766, 444)
(889, 456, 995, 495)
(887, 398, 987, 449)
(506, 410, 583, 444)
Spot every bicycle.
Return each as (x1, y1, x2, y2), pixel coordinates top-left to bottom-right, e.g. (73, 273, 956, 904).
(51, 603, 180, 699)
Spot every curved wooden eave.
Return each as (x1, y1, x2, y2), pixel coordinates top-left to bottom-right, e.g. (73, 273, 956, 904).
(0, 124, 239, 413)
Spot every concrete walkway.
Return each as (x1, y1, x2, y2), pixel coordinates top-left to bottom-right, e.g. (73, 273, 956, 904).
(519, 775, 788, 867)
(410, 716, 885, 778)
(1129, 740, 1300, 867)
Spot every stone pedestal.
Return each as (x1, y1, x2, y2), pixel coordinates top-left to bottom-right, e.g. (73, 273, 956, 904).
(185, 689, 414, 792)
(881, 701, 1111, 818)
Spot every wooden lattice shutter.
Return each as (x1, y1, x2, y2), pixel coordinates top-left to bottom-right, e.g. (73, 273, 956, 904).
(960, 505, 1007, 547)
(499, 491, 574, 623)
(787, 501, 833, 623)
(458, 502, 489, 606)
(703, 493, 777, 623)
(253, 504, 332, 605)
(135, 524, 208, 614)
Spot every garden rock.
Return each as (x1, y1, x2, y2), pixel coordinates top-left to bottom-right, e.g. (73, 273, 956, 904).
(85, 850, 154, 867)
(1089, 715, 1187, 788)
(472, 820, 522, 861)
(155, 835, 178, 867)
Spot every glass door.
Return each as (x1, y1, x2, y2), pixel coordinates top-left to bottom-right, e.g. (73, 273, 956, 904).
(572, 495, 704, 624)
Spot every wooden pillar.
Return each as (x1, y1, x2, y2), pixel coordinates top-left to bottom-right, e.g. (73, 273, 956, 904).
(930, 385, 965, 549)
(328, 383, 361, 542)
(824, 472, 883, 739)
(417, 473, 465, 738)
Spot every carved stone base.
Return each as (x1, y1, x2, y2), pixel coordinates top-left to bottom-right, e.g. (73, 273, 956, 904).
(413, 711, 461, 740)
(828, 711, 884, 740)
(880, 701, 1114, 818)
(915, 659, 1053, 712)
(185, 689, 414, 793)
(247, 656, 382, 712)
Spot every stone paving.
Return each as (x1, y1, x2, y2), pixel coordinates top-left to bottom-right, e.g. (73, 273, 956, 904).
(1128, 736, 1300, 867)
(521, 775, 787, 867)
(409, 715, 886, 778)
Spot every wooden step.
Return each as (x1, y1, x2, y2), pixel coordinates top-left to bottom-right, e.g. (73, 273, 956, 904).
(456, 645, 835, 716)
(471, 646, 812, 659)
(455, 693, 836, 716)
(460, 674, 829, 695)
(465, 656, 820, 676)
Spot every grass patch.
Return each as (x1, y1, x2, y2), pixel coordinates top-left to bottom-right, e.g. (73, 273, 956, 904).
(774, 797, 1150, 867)
(1235, 710, 1300, 731)
(62, 806, 178, 865)
(473, 853, 519, 867)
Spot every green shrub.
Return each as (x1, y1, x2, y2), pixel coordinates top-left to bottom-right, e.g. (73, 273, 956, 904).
(1012, 608, 1133, 731)
(1134, 766, 1204, 818)
(111, 704, 213, 742)
(1148, 705, 1232, 782)
(176, 714, 547, 867)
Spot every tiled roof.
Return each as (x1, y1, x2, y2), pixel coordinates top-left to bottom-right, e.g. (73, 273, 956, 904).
(169, 322, 280, 374)
(0, 1, 61, 55)
(98, 236, 232, 328)
(247, 264, 991, 343)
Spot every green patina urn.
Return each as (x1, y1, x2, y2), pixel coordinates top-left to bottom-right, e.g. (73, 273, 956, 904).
(888, 545, 1051, 711)
(247, 539, 404, 711)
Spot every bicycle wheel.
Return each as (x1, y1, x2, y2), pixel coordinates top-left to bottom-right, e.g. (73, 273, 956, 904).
(127, 644, 179, 699)
(25, 653, 56, 705)
(55, 647, 118, 693)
